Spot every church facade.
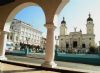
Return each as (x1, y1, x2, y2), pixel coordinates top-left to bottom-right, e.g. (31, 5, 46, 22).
(58, 14, 95, 53)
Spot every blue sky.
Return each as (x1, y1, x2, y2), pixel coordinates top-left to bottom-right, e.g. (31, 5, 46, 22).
(15, 6, 46, 33)
(15, 0, 100, 45)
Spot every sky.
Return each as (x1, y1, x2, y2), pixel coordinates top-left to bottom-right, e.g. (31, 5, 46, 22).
(15, 0, 100, 45)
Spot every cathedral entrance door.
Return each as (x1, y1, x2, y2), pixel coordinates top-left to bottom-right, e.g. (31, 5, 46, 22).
(73, 41, 77, 48)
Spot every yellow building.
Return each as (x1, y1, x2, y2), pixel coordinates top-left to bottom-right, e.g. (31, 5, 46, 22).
(59, 14, 95, 53)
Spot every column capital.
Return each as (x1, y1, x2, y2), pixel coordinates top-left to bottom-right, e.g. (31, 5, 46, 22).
(44, 24, 56, 29)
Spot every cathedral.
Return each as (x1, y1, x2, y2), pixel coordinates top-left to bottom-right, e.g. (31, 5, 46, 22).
(58, 14, 95, 53)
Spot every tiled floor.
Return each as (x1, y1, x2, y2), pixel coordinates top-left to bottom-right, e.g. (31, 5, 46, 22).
(1, 55, 100, 73)
(0, 63, 58, 73)
(7, 55, 100, 72)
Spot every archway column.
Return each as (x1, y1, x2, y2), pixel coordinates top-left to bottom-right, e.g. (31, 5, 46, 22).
(42, 24, 57, 68)
(0, 31, 8, 60)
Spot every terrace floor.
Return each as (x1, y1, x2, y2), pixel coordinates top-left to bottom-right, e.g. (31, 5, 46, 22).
(0, 63, 58, 73)
(0, 54, 100, 73)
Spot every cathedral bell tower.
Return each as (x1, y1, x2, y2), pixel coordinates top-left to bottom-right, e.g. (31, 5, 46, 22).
(60, 17, 67, 35)
(86, 13, 94, 34)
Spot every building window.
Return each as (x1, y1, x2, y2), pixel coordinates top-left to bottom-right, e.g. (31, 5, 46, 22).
(89, 29, 91, 31)
(73, 41, 77, 48)
(89, 43, 91, 46)
(16, 36, 18, 41)
(61, 39, 63, 40)
(12, 22, 14, 24)
(10, 26, 13, 30)
(66, 43, 69, 48)
(82, 44, 86, 48)
(10, 35, 13, 40)
(89, 38, 91, 40)
(7, 34, 9, 39)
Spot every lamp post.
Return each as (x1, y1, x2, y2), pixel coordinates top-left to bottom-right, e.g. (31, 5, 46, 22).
(55, 36, 58, 50)
(99, 41, 100, 52)
(25, 37, 30, 54)
(99, 41, 100, 46)
(26, 37, 30, 45)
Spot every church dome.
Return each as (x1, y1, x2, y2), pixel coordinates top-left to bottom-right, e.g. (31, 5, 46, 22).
(87, 13, 93, 21)
(61, 17, 66, 24)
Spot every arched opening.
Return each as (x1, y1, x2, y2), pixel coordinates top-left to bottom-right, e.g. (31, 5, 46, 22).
(66, 42, 69, 52)
(73, 41, 77, 48)
(66, 43, 69, 49)
(0, 0, 70, 68)
(3, 2, 46, 64)
(4, 2, 45, 32)
(82, 43, 86, 48)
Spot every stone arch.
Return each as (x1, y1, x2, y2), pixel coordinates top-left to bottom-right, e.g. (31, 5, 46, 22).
(0, 0, 68, 31)
(4, 2, 45, 32)
(53, 0, 69, 24)
(0, 0, 70, 68)
(0, 1, 46, 60)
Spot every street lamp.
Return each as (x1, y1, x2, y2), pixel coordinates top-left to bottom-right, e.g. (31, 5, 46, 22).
(26, 37, 30, 45)
(55, 36, 58, 51)
(25, 37, 30, 55)
(99, 41, 100, 46)
(99, 41, 100, 52)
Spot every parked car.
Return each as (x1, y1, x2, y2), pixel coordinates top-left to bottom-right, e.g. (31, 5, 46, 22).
(6, 43, 14, 52)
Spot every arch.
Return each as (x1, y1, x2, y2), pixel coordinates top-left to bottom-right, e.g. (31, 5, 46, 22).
(55, 0, 70, 15)
(82, 43, 86, 48)
(66, 42, 69, 48)
(73, 41, 78, 48)
(0, 0, 70, 67)
(53, 0, 69, 25)
(3, 2, 45, 32)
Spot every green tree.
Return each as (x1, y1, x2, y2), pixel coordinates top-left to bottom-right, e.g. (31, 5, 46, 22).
(88, 46, 96, 54)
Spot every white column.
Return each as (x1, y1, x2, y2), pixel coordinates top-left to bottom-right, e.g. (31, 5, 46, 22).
(42, 24, 57, 68)
(0, 31, 8, 60)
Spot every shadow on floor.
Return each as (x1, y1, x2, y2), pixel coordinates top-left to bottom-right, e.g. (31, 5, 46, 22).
(2, 69, 41, 73)
(0, 60, 85, 73)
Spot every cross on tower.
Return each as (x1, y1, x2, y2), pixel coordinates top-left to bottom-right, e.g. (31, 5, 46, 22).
(74, 27, 77, 32)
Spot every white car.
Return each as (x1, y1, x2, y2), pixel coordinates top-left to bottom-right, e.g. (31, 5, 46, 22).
(6, 43, 14, 52)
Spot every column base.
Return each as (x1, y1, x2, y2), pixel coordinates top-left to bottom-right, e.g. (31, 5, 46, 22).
(0, 56, 7, 60)
(41, 61, 57, 68)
